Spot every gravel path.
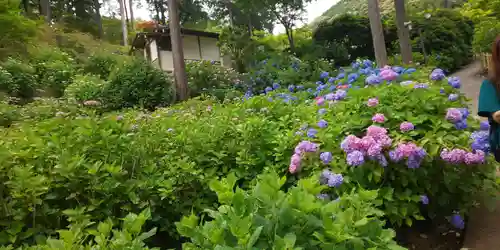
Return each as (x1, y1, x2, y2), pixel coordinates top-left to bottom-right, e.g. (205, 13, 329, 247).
(454, 61, 500, 250)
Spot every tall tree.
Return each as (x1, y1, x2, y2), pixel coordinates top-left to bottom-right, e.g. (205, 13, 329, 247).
(168, 0, 188, 101)
(394, 0, 412, 64)
(128, 0, 135, 30)
(118, 0, 128, 46)
(40, 0, 51, 23)
(367, 0, 388, 66)
(259, 0, 311, 53)
(94, 0, 103, 37)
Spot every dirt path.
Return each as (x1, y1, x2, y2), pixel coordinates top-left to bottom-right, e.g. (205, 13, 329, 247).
(454, 61, 500, 249)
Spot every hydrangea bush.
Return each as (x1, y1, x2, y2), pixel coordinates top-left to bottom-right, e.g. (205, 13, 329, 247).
(177, 172, 405, 250)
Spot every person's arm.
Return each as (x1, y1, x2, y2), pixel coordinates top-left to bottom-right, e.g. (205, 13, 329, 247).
(478, 79, 500, 122)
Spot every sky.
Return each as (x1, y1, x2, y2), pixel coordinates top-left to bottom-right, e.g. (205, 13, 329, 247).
(131, 0, 340, 34)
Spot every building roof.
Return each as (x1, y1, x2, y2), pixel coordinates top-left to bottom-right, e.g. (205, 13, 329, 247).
(130, 27, 220, 52)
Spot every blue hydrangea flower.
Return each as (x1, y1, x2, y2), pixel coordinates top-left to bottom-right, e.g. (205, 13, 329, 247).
(337, 72, 345, 79)
(351, 61, 360, 69)
(365, 74, 382, 85)
(404, 68, 416, 74)
(448, 76, 461, 89)
(450, 214, 465, 229)
(318, 108, 327, 115)
(455, 120, 468, 130)
(265, 86, 273, 93)
(327, 173, 344, 187)
(320, 152, 333, 164)
(347, 151, 364, 166)
(430, 68, 446, 81)
(318, 119, 328, 128)
(440, 88, 445, 94)
(347, 73, 359, 84)
(328, 77, 335, 83)
(480, 121, 490, 131)
(362, 59, 373, 68)
(393, 66, 404, 73)
(288, 85, 295, 92)
(320, 71, 329, 79)
(317, 193, 330, 200)
(448, 94, 459, 102)
(296, 85, 304, 90)
(307, 128, 318, 138)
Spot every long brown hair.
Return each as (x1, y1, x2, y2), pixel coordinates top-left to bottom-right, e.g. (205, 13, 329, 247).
(489, 35, 500, 93)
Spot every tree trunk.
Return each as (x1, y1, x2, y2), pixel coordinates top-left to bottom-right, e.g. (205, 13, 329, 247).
(168, 0, 188, 101)
(40, 0, 51, 24)
(285, 26, 295, 53)
(443, 0, 450, 8)
(367, 0, 388, 67)
(118, 0, 128, 46)
(124, 0, 129, 28)
(129, 0, 135, 30)
(94, 0, 103, 38)
(394, 0, 412, 64)
(22, 0, 30, 15)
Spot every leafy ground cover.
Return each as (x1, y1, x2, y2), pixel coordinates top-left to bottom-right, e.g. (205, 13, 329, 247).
(0, 58, 497, 249)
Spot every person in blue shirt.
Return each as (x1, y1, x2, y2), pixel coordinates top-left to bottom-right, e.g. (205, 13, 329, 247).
(478, 36, 500, 161)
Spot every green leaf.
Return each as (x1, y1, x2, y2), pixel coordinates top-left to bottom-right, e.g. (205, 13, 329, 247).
(246, 226, 263, 248)
(354, 218, 369, 227)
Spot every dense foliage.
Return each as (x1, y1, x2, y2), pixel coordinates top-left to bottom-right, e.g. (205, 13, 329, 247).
(312, 9, 473, 71)
(0, 60, 496, 249)
(177, 172, 404, 249)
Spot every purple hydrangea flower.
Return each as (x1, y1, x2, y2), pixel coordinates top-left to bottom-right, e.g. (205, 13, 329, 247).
(372, 113, 386, 123)
(318, 119, 328, 128)
(430, 68, 446, 81)
(440, 88, 446, 94)
(440, 148, 467, 164)
(327, 173, 344, 187)
(404, 68, 416, 74)
(366, 74, 382, 85)
(414, 83, 429, 89)
(334, 90, 347, 100)
(272, 82, 281, 89)
(400, 122, 415, 132)
(347, 150, 365, 166)
(320, 152, 333, 164)
(307, 128, 318, 137)
(446, 108, 464, 123)
(318, 108, 327, 115)
(420, 195, 429, 205)
(295, 141, 319, 154)
(448, 76, 461, 89)
(325, 93, 335, 101)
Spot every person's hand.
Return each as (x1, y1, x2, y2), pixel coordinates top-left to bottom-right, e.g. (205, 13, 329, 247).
(493, 111, 500, 123)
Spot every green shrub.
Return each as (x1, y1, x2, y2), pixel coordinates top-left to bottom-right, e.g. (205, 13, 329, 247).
(472, 17, 500, 54)
(177, 172, 405, 249)
(186, 60, 240, 100)
(3, 209, 157, 250)
(101, 59, 174, 110)
(0, 101, 19, 127)
(64, 74, 106, 102)
(83, 54, 126, 79)
(0, 0, 38, 59)
(0, 58, 37, 100)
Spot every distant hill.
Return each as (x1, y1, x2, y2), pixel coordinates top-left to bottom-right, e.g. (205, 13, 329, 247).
(311, 0, 465, 27)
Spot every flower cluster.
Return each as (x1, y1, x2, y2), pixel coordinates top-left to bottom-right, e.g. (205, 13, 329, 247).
(289, 141, 320, 173)
(367, 98, 379, 107)
(399, 122, 415, 132)
(372, 113, 386, 123)
(430, 68, 445, 81)
(448, 76, 461, 89)
(388, 142, 427, 169)
(320, 169, 344, 187)
(440, 148, 485, 165)
(379, 66, 399, 81)
(365, 74, 382, 85)
(445, 108, 469, 130)
(341, 125, 392, 167)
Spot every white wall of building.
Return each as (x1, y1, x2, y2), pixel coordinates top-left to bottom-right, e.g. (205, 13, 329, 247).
(145, 34, 230, 71)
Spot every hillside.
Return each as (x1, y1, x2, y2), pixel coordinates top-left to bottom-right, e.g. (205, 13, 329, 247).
(311, 0, 465, 26)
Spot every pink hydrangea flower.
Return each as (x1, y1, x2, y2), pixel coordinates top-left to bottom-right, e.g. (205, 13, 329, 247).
(372, 113, 386, 123)
(367, 125, 388, 139)
(445, 108, 463, 123)
(367, 98, 379, 107)
(464, 150, 485, 165)
(379, 68, 399, 81)
(316, 96, 325, 106)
